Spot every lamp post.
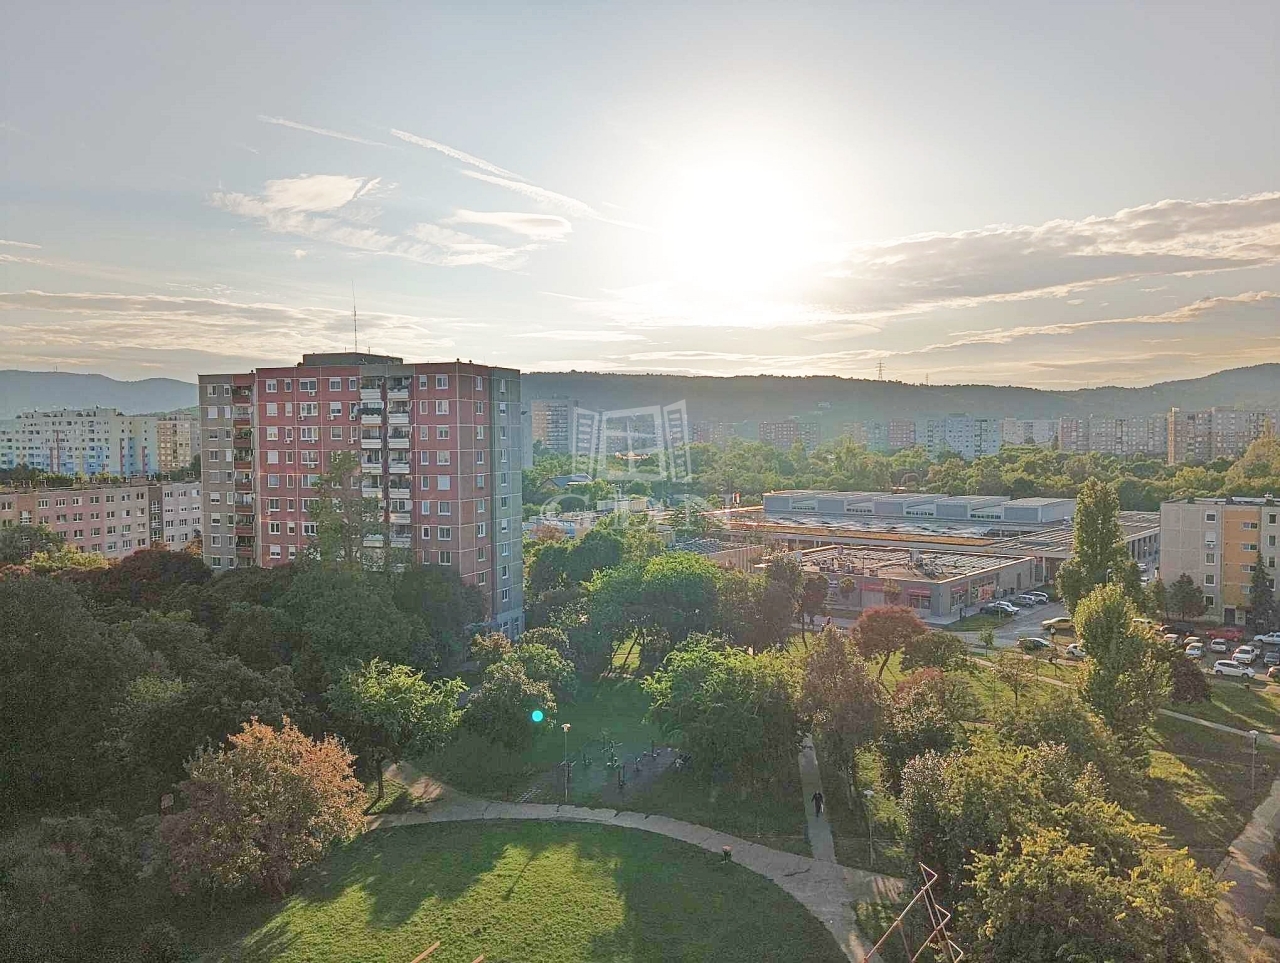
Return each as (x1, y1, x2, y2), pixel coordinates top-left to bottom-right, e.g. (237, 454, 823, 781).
(562, 723, 572, 804)
(862, 788, 875, 867)
(1250, 730, 1259, 792)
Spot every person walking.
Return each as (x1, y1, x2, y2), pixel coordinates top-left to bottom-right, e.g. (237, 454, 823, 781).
(812, 791, 824, 817)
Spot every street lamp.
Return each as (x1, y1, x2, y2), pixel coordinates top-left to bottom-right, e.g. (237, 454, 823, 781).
(863, 788, 875, 867)
(562, 723, 572, 804)
(1250, 730, 1259, 792)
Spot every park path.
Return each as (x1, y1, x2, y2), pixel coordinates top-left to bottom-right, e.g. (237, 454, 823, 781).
(371, 763, 903, 963)
(1219, 772, 1280, 950)
(799, 734, 837, 862)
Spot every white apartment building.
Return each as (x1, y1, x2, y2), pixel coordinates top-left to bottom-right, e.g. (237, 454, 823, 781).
(0, 408, 159, 476)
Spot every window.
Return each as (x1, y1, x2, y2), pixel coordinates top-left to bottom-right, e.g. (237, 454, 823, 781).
(419, 375, 430, 389)
(476, 425, 485, 440)
(266, 379, 277, 392)
(420, 451, 432, 465)
(331, 427, 343, 440)
(438, 501, 451, 516)
(329, 402, 342, 417)
(435, 400, 449, 415)
(1243, 564, 1256, 574)
(1205, 595, 1216, 608)
(500, 564, 510, 580)
(475, 401, 485, 416)
(499, 472, 509, 487)
(299, 426, 319, 442)
(436, 451, 450, 466)
(421, 525, 432, 539)
(436, 375, 449, 389)
(419, 425, 431, 440)
(498, 379, 506, 394)
(437, 425, 450, 440)
(267, 474, 280, 488)
(475, 376, 483, 390)
(268, 498, 280, 511)
(476, 474, 486, 488)
(266, 426, 279, 440)
(437, 526, 452, 540)
(299, 378, 318, 393)
(209, 492, 221, 504)
(270, 545, 282, 559)
(498, 402, 507, 415)
(1204, 574, 1216, 586)
(437, 475, 451, 490)
(284, 379, 292, 391)
(329, 378, 342, 391)
(207, 405, 218, 419)
(267, 450, 279, 464)
(299, 403, 319, 417)
(211, 534, 221, 547)
(419, 400, 430, 414)
(284, 428, 294, 441)
(500, 495, 509, 510)
(268, 522, 281, 535)
(420, 476, 431, 491)
(1205, 511, 1217, 523)
(1205, 552, 1216, 564)
(1270, 514, 1278, 525)
(1244, 521, 1260, 530)
(303, 522, 317, 536)
(477, 500, 485, 514)
(477, 521, 487, 537)
(438, 551, 452, 565)
(500, 588, 510, 603)
(478, 572, 487, 585)
(420, 500, 431, 514)
(476, 449, 485, 464)
(1244, 543, 1259, 552)
(207, 384, 218, 397)
(285, 404, 293, 417)
(1271, 535, 1277, 547)
(478, 546, 487, 561)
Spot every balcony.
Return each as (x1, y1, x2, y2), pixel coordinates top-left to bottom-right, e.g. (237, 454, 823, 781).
(361, 411, 384, 425)
(388, 434, 410, 450)
(361, 484, 383, 498)
(361, 435, 383, 449)
(360, 387, 383, 403)
(388, 461, 410, 475)
(391, 536, 413, 549)
(236, 545, 256, 559)
(363, 534, 385, 547)
(232, 416, 252, 429)
(361, 459, 384, 474)
(235, 523, 254, 537)
(388, 411, 410, 426)
(233, 459, 253, 471)
(234, 478, 254, 493)
(389, 511, 412, 525)
(386, 386, 410, 401)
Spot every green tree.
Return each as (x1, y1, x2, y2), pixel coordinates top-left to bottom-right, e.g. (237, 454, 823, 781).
(1075, 583, 1170, 755)
(470, 630, 514, 669)
(307, 450, 382, 567)
(25, 543, 109, 574)
(327, 658, 466, 800)
(799, 573, 830, 639)
(992, 650, 1035, 709)
(995, 690, 1135, 792)
(1145, 576, 1168, 619)
(510, 642, 576, 700)
(1249, 551, 1279, 632)
(1169, 571, 1207, 621)
(643, 641, 806, 782)
(879, 671, 961, 792)
(160, 718, 364, 899)
(0, 523, 64, 565)
(900, 631, 968, 673)
(463, 658, 556, 753)
(1055, 479, 1140, 612)
(391, 563, 486, 671)
(86, 547, 211, 609)
(801, 626, 886, 801)
(856, 605, 929, 683)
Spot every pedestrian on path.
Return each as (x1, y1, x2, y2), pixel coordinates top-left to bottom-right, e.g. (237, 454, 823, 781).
(812, 791, 824, 817)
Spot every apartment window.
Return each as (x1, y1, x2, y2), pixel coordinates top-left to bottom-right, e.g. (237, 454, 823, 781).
(1204, 574, 1216, 586)
(477, 571, 487, 585)
(435, 400, 449, 415)
(268, 522, 281, 535)
(436, 451, 450, 466)
(438, 501, 452, 516)
(331, 427, 343, 440)
(209, 492, 221, 504)
(500, 541, 510, 556)
(436, 375, 449, 389)
(1243, 564, 1256, 574)
(476, 450, 485, 464)
(266, 379, 277, 392)
(270, 545, 282, 559)
(207, 384, 218, 397)
(299, 427, 319, 442)
(498, 379, 506, 394)
(1205, 552, 1216, 564)
(1205, 595, 1216, 608)
(500, 588, 510, 603)
(420, 500, 431, 515)
(500, 564, 510, 580)
(437, 426, 450, 440)
(437, 475, 451, 490)
(329, 402, 342, 418)
(268, 498, 280, 511)
(267, 450, 279, 464)
(284, 428, 293, 441)
(1270, 535, 1277, 547)
(1244, 543, 1259, 552)
(419, 400, 430, 414)
(268, 474, 280, 488)
(303, 522, 317, 536)
(211, 534, 221, 547)
(420, 451, 432, 465)
(478, 546, 487, 561)
(299, 403, 319, 417)
(474, 375, 483, 390)
(266, 427, 279, 440)
(420, 476, 431, 491)
(1205, 511, 1217, 522)
(438, 551, 452, 565)
(328, 378, 342, 391)
(477, 500, 485, 514)
(499, 472, 509, 487)
(419, 425, 431, 440)
(500, 495, 509, 510)
(498, 402, 507, 415)
(477, 522, 487, 537)
(299, 379, 318, 393)
(476, 474, 486, 488)
(1244, 521, 1260, 530)
(1270, 514, 1278, 525)
(285, 404, 294, 417)
(476, 425, 485, 440)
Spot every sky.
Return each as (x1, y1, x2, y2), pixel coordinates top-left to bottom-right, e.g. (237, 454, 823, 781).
(2, 1, 1279, 388)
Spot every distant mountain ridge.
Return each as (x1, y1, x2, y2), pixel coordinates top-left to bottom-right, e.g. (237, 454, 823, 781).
(1, 364, 1277, 426)
(522, 364, 1280, 427)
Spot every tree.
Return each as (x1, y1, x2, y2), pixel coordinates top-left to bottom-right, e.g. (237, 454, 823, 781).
(1249, 551, 1279, 633)
(0, 523, 64, 565)
(801, 627, 886, 801)
(1075, 583, 1170, 756)
(856, 605, 929, 684)
(160, 718, 364, 899)
(900, 631, 968, 673)
(800, 574, 830, 639)
(992, 650, 1035, 709)
(643, 641, 807, 782)
(463, 658, 556, 754)
(879, 671, 961, 791)
(26, 544, 109, 574)
(1055, 479, 1141, 612)
(765, 553, 805, 637)
(327, 658, 466, 800)
(1145, 576, 1168, 619)
(307, 450, 382, 567)
(391, 564, 486, 671)
(1169, 572, 1207, 620)
(995, 690, 1135, 792)
(86, 547, 211, 609)
(1169, 653, 1212, 704)
(510, 642, 576, 700)
(470, 630, 514, 669)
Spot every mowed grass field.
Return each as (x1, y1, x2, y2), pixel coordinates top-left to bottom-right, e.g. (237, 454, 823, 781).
(193, 821, 844, 963)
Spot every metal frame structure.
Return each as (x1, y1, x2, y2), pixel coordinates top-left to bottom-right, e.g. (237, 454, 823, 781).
(862, 864, 963, 963)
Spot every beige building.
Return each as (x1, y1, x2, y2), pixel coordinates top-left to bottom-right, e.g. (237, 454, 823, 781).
(1167, 407, 1276, 465)
(1159, 497, 1279, 624)
(530, 397, 577, 454)
(156, 414, 197, 473)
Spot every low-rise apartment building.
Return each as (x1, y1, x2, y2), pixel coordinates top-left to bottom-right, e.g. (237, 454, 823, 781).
(1160, 497, 1279, 625)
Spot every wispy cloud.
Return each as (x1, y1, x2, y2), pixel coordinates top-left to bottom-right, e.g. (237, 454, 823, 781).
(460, 170, 604, 220)
(516, 329, 646, 342)
(446, 210, 572, 239)
(390, 128, 520, 178)
(0, 239, 41, 249)
(259, 115, 392, 148)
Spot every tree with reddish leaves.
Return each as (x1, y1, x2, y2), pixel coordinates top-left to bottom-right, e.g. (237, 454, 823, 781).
(87, 547, 211, 609)
(855, 605, 929, 685)
(160, 717, 364, 900)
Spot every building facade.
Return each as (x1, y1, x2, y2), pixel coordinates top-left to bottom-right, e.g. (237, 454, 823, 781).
(530, 397, 577, 454)
(1167, 407, 1275, 465)
(0, 478, 199, 560)
(920, 414, 1002, 460)
(0, 408, 158, 476)
(758, 419, 819, 450)
(156, 414, 197, 473)
(1000, 418, 1059, 448)
(198, 353, 524, 636)
(691, 421, 739, 446)
(1159, 497, 1279, 625)
(887, 419, 917, 451)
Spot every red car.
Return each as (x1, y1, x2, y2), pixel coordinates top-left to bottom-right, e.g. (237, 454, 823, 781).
(1206, 626, 1246, 642)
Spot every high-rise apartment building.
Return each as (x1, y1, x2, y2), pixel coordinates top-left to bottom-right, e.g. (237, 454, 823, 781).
(692, 421, 739, 446)
(1160, 497, 1279, 625)
(920, 415, 1002, 460)
(758, 419, 819, 450)
(887, 419, 917, 451)
(530, 397, 577, 454)
(156, 414, 197, 473)
(1167, 407, 1275, 465)
(0, 478, 200, 560)
(0, 408, 158, 476)
(1000, 419, 1059, 448)
(198, 353, 524, 636)
(840, 421, 889, 453)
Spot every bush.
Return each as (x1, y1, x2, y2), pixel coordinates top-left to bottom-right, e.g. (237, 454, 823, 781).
(1266, 895, 1280, 939)
(137, 921, 185, 963)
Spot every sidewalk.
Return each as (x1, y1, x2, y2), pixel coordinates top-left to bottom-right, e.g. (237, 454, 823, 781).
(798, 734, 837, 862)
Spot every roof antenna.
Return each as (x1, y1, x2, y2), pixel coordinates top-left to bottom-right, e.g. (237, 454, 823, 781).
(352, 281, 358, 353)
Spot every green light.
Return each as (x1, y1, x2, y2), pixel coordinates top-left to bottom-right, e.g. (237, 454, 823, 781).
(531, 709, 545, 723)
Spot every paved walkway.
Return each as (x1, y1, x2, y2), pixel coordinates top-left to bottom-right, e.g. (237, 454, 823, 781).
(798, 734, 837, 862)
(1220, 772, 1280, 948)
(371, 765, 903, 962)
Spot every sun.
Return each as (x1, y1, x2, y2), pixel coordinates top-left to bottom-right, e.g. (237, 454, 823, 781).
(658, 160, 828, 295)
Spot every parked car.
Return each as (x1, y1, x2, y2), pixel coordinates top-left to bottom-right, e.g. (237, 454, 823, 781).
(982, 600, 1020, 615)
(1025, 591, 1050, 604)
(1162, 633, 1182, 645)
(1207, 626, 1246, 642)
(1208, 637, 1230, 653)
(979, 603, 1007, 616)
(1064, 642, 1086, 660)
(1166, 622, 1198, 636)
(1184, 641, 1205, 659)
(1018, 636, 1053, 652)
(1233, 645, 1259, 665)
(1013, 594, 1040, 608)
(1042, 616, 1074, 633)
(1212, 660, 1256, 679)
(1254, 631, 1280, 645)
(1264, 649, 1280, 667)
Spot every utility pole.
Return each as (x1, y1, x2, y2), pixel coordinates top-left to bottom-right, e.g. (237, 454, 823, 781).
(1250, 730, 1259, 791)
(562, 723, 572, 804)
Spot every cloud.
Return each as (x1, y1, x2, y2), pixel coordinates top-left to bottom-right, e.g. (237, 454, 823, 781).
(516, 329, 646, 342)
(0, 239, 40, 249)
(293, 249, 308, 259)
(254, 173, 378, 213)
(446, 210, 573, 240)
(460, 170, 605, 221)
(389, 129, 521, 178)
(259, 115, 392, 148)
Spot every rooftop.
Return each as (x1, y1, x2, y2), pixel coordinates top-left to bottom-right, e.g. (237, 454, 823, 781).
(298, 352, 405, 366)
(794, 544, 1030, 582)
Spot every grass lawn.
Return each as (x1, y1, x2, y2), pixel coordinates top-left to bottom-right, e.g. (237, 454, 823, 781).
(192, 820, 845, 963)
(419, 678, 661, 801)
(948, 613, 1012, 631)
(1137, 715, 1280, 867)
(364, 778, 412, 816)
(1164, 678, 1280, 733)
(815, 746, 910, 877)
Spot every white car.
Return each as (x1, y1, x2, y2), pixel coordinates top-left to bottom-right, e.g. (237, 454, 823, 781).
(1025, 592, 1050, 604)
(1233, 645, 1259, 665)
(992, 600, 1021, 614)
(1212, 660, 1256, 678)
(1254, 631, 1280, 645)
(1208, 638, 1230, 653)
(1184, 641, 1204, 659)
(1063, 643, 1086, 660)
(1162, 633, 1182, 645)
(1013, 594, 1040, 607)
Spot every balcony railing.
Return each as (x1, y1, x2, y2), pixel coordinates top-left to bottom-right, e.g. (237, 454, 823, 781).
(386, 386, 410, 401)
(389, 512, 412, 525)
(235, 523, 254, 536)
(388, 461, 410, 474)
(233, 459, 253, 471)
(232, 416, 252, 428)
(360, 436, 382, 449)
(359, 387, 383, 403)
(234, 478, 254, 493)
(388, 436, 410, 450)
(236, 545, 256, 558)
(388, 411, 410, 426)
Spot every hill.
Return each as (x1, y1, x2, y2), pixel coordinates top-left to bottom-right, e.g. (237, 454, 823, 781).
(521, 364, 1280, 427)
(0, 370, 198, 418)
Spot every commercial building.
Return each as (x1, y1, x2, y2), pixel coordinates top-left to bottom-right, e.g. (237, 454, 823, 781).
(0, 478, 200, 560)
(530, 397, 577, 454)
(0, 408, 158, 476)
(1159, 497, 1279, 625)
(1167, 407, 1276, 465)
(758, 419, 819, 450)
(790, 544, 1037, 620)
(199, 352, 524, 636)
(156, 414, 197, 473)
